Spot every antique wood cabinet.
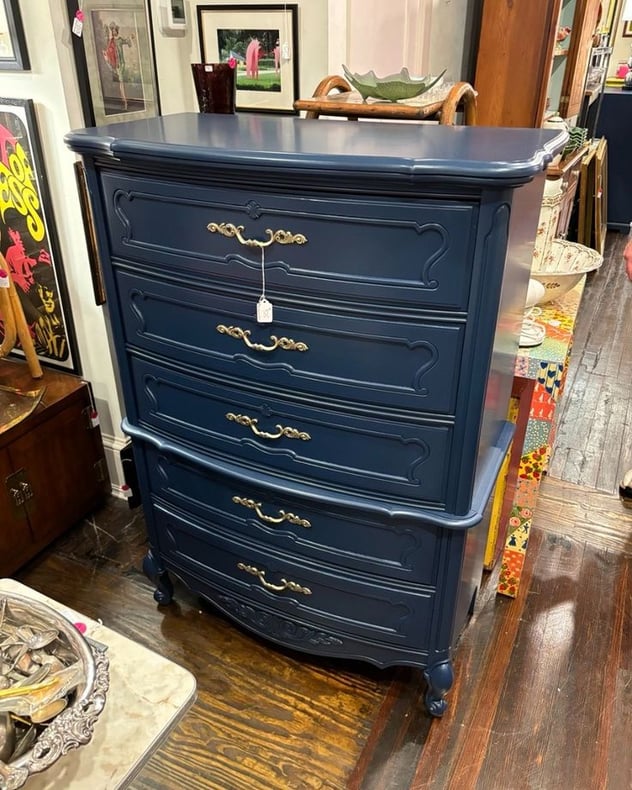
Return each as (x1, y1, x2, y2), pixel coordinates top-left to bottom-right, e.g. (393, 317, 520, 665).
(66, 114, 563, 715)
(474, 0, 603, 126)
(0, 360, 110, 575)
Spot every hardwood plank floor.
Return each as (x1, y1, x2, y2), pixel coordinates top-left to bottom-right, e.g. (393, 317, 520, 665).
(16, 494, 632, 789)
(547, 229, 632, 491)
(11, 230, 632, 788)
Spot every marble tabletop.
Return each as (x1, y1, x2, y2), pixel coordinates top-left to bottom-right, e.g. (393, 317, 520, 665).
(0, 578, 197, 789)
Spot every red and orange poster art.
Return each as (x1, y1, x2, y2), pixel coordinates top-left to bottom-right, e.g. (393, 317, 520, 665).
(0, 98, 77, 372)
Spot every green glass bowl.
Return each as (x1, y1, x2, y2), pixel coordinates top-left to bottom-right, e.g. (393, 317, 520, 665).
(342, 65, 446, 102)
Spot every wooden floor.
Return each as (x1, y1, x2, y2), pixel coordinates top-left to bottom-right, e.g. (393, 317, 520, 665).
(548, 229, 632, 492)
(13, 231, 632, 789)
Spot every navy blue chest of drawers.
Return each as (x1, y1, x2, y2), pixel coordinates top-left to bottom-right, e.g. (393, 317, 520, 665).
(66, 114, 564, 716)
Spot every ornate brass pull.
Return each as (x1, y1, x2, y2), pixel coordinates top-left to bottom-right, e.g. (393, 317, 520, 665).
(208, 222, 307, 249)
(237, 562, 312, 595)
(226, 413, 311, 441)
(19, 481, 34, 501)
(217, 325, 308, 353)
(9, 487, 25, 507)
(232, 496, 311, 528)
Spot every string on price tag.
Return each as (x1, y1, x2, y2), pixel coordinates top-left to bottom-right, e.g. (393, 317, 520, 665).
(256, 246, 273, 323)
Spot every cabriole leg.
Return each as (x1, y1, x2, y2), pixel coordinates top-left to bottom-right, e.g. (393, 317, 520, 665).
(142, 549, 174, 605)
(423, 659, 454, 717)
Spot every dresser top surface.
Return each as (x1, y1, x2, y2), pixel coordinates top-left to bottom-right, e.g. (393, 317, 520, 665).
(65, 112, 565, 186)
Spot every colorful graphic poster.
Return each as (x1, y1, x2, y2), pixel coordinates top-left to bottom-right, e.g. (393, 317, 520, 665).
(0, 98, 78, 372)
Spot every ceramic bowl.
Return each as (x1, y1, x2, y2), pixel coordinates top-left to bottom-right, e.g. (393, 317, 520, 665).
(531, 239, 603, 304)
(0, 593, 109, 789)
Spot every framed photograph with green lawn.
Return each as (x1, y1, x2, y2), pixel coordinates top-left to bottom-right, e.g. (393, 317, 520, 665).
(197, 4, 299, 114)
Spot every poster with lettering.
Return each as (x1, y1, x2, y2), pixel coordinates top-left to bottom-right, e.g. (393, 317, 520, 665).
(0, 98, 78, 372)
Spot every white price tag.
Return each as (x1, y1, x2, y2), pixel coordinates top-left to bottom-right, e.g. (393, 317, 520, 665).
(72, 14, 84, 37)
(257, 296, 273, 324)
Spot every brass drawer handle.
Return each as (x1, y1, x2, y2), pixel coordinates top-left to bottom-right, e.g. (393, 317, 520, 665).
(226, 413, 311, 441)
(237, 562, 312, 595)
(217, 325, 308, 353)
(19, 481, 34, 501)
(208, 221, 307, 249)
(232, 496, 311, 528)
(9, 487, 25, 507)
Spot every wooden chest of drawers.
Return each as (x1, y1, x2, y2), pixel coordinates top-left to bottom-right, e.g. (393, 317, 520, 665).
(0, 360, 110, 574)
(66, 114, 564, 715)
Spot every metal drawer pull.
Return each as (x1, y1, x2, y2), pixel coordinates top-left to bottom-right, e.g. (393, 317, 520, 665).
(19, 481, 34, 500)
(208, 221, 307, 249)
(9, 488, 25, 507)
(217, 325, 308, 353)
(237, 562, 312, 595)
(226, 413, 311, 441)
(232, 496, 311, 528)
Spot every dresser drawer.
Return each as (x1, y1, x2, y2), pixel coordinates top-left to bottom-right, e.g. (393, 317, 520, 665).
(152, 500, 436, 649)
(101, 172, 477, 311)
(115, 267, 463, 415)
(142, 444, 442, 583)
(129, 355, 453, 507)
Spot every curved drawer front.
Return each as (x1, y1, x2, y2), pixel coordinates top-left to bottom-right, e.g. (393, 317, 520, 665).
(129, 355, 452, 507)
(142, 444, 442, 583)
(115, 268, 463, 414)
(152, 501, 435, 649)
(101, 172, 477, 311)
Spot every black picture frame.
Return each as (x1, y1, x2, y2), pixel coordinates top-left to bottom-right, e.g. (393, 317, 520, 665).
(0, 0, 29, 70)
(66, 0, 161, 127)
(197, 4, 299, 114)
(0, 98, 80, 373)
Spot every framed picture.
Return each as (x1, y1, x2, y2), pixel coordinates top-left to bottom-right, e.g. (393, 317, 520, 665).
(67, 0, 160, 126)
(624, 21, 632, 37)
(0, 99, 80, 372)
(0, 0, 29, 70)
(197, 4, 299, 114)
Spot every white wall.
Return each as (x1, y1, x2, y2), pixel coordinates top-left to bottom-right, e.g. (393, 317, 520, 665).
(152, 0, 329, 113)
(428, 0, 474, 82)
(325, 0, 471, 82)
(610, 10, 632, 75)
(0, 1, 127, 491)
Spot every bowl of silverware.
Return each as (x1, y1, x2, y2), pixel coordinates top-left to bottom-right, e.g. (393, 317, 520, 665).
(0, 594, 109, 789)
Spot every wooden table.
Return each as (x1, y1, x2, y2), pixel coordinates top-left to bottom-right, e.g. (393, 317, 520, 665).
(294, 76, 477, 124)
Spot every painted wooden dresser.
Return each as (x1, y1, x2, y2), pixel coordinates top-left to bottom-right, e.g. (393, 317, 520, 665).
(66, 114, 564, 715)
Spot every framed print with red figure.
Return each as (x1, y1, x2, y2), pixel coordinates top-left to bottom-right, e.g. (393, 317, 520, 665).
(0, 98, 80, 372)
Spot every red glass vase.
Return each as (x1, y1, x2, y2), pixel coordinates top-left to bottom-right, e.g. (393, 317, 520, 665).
(191, 63, 236, 114)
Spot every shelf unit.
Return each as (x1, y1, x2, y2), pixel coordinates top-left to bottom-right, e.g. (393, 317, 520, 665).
(474, 0, 604, 127)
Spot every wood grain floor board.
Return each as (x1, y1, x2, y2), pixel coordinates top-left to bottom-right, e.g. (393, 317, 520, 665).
(532, 476, 632, 556)
(538, 544, 621, 790)
(18, 547, 388, 790)
(548, 230, 632, 490)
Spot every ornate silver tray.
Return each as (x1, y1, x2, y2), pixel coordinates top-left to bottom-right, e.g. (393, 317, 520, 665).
(0, 594, 109, 790)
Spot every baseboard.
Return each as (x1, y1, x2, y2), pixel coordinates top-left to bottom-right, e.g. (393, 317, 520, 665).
(101, 432, 130, 497)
